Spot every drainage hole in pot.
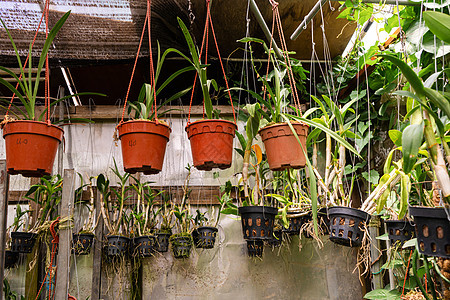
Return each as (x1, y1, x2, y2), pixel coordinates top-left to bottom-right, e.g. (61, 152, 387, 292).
(256, 218, 261, 226)
(404, 231, 409, 236)
(446, 245, 450, 255)
(422, 225, 429, 237)
(339, 218, 345, 226)
(243, 219, 246, 226)
(331, 229, 336, 236)
(348, 231, 353, 239)
(294, 219, 298, 224)
(437, 227, 444, 239)
(332, 218, 337, 226)
(261, 229, 265, 236)
(389, 229, 394, 235)
(248, 218, 252, 226)
(431, 243, 436, 253)
(245, 230, 249, 237)
(395, 229, 401, 236)
(252, 230, 257, 237)
(420, 242, 425, 251)
(338, 229, 344, 237)
(349, 219, 355, 227)
(265, 220, 269, 227)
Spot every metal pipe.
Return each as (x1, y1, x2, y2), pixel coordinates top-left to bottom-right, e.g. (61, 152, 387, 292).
(248, 0, 283, 59)
(291, 0, 421, 41)
(290, 0, 328, 41)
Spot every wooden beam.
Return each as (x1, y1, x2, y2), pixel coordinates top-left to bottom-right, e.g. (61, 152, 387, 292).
(54, 169, 75, 300)
(8, 185, 227, 205)
(0, 160, 9, 300)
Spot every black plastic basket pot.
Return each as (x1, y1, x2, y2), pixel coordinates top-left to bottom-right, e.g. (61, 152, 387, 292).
(72, 233, 95, 255)
(247, 240, 264, 257)
(328, 206, 371, 247)
(410, 206, 450, 258)
(155, 232, 170, 252)
(10, 232, 37, 253)
(192, 226, 218, 249)
(170, 235, 193, 259)
(384, 220, 415, 247)
(282, 212, 302, 235)
(133, 235, 156, 257)
(268, 229, 283, 247)
(106, 235, 130, 256)
(4, 250, 19, 269)
(238, 206, 278, 240)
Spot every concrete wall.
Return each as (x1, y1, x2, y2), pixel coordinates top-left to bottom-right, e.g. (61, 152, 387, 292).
(1, 119, 363, 299)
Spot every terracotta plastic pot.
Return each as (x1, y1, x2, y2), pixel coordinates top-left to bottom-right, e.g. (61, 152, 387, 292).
(2, 121, 63, 177)
(185, 119, 237, 171)
(258, 122, 308, 171)
(117, 120, 171, 175)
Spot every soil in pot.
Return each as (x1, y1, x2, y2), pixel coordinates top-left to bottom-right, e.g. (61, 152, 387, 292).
(106, 235, 130, 256)
(258, 122, 308, 171)
(328, 206, 371, 247)
(155, 232, 171, 252)
(410, 206, 450, 258)
(117, 120, 171, 175)
(192, 226, 218, 249)
(132, 235, 156, 257)
(170, 235, 193, 259)
(4, 250, 19, 269)
(2, 121, 64, 177)
(247, 240, 264, 257)
(72, 233, 95, 255)
(185, 119, 237, 171)
(238, 206, 278, 240)
(384, 220, 415, 248)
(10, 232, 37, 253)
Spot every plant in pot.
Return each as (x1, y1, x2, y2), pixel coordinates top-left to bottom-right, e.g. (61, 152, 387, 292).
(98, 162, 132, 257)
(191, 208, 219, 249)
(129, 177, 161, 257)
(5, 204, 31, 267)
(72, 173, 96, 255)
(154, 192, 173, 253)
(0, 11, 102, 177)
(172, 17, 237, 171)
(116, 42, 193, 175)
(169, 164, 194, 259)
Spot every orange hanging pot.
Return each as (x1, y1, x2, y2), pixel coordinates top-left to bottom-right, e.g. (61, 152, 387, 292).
(117, 120, 171, 175)
(185, 119, 237, 171)
(258, 122, 309, 171)
(2, 120, 63, 177)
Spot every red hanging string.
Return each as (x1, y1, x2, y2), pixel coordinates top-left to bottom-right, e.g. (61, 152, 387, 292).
(120, 9, 149, 123)
(187, 0, 237, 124)
(45, 0, 50, 123)
(402, 250, 414, 296)
(264, 0, 302, 117)
(5, 9, 46, 118)
(120, 0, 157, 124)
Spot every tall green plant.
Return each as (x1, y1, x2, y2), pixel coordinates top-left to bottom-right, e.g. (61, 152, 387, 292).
(0, 11, 104, 121)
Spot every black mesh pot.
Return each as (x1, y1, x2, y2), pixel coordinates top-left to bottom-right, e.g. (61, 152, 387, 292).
(238, 206, 278, 240)
(72, 234, 95, 255)
(282, 213, 302, 235)
(133, 235, 156, 257)
(247, 240, 264, 257)
(106, 235, 130, 256)
(10, 232, 37, 253)
(170, 235, 193, 259)
(410, 207, 450, 258)
(4, 250, 19, 269)
(192, 227, 218, 249)
(328, 206, 371, 247)
(155, 232, 170, 252)
(384, 220, 415, 247)
(268, 229, 283, 247)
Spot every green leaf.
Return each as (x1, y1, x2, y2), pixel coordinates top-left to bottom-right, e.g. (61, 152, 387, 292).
(376, 233, 389, 241)
(423, 11, 450, 44)
(402, 238, 417, 249)
(399, 173, 410, 219)
(376, 173, 391, 214)
(388, 130, 402, 147)
(402, 123, 423, 174)
(362, 170, 380, 185)
(364, 288, 401, 300)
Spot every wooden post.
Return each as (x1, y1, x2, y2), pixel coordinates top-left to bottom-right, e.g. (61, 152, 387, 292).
(369, 216, 383, 290)
(0, 160, 9, 300)
(57, 87, 65, 176)
(91, 190, 103, 300)
(25, 177, 40, 300)
(54, 169, 75, 300)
